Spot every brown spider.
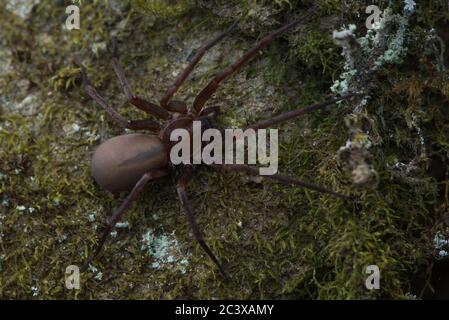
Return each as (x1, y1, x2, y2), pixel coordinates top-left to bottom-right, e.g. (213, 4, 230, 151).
(75, 17, 356, 279)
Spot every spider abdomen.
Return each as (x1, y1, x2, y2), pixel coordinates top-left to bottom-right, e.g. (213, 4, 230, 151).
(90, 134, 168, 193)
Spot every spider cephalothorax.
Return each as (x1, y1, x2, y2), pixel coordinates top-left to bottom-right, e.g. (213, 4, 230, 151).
(75, 17, 356, 279)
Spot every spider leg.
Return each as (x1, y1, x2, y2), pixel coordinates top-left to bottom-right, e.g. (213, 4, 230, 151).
(244, 93, 359, 130)
(192, 16, 308, 114)
(110, 44, 170, 120)
(199, 106, 221, 117)
(75, 56, 162, 132)
(160, 21, 239, 108)
(80, 169, 168, 272)
(176, 165, 228, 279)
(211, 164, 351, 201)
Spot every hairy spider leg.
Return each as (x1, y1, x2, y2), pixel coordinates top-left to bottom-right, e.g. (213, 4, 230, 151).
(176, 165, 228, 279)
(75, 56, 162, 132)
(199, 106, 221, 117)
(160, 20, 239, 109)
(80, 169, 168, 272)
(192, 16, 308, 114)
(244, 92, 359, 130)
(112, 58, 170, 119)
(213, 164, 351, 201)
(110, 39, 171, 120)
(210, 93, 361, 201)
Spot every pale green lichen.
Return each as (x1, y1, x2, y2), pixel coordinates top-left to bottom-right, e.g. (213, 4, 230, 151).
(373, 6, 413, 68)
(5, 0, 41, 20)
(141, 229, 189, 273)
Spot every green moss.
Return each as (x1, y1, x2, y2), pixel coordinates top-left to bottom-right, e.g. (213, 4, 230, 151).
(290, 29, 340, 76)
(130, 0, 192, 18)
